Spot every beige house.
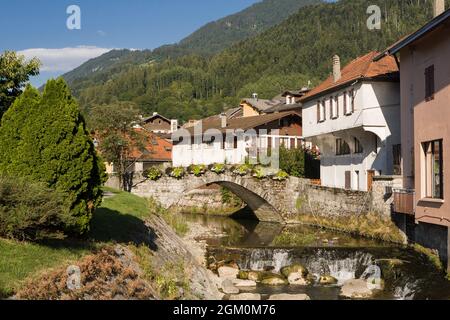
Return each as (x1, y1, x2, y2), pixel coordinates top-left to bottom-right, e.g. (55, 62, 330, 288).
(377, 3, 450, 271)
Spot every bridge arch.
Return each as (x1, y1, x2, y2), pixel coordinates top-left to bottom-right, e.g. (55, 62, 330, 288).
(131, 172, 300, 223)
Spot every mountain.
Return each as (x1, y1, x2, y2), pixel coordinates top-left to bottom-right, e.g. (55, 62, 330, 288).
(153, 0, 322, 57)
(68, 0, 447, 123)
(63, 0, 321, 95)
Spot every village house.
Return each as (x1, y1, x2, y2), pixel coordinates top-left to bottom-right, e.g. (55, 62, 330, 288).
(172, 111, 304, 167)
(300, 53, 401, 191)
(378, 3, 450, 271)
(104, 128, 173, 175)
(142, 112, 178, 135)
(239, 88, 309, 117)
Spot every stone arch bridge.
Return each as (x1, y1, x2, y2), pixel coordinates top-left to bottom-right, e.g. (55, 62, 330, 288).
(130, 172, 306, 223)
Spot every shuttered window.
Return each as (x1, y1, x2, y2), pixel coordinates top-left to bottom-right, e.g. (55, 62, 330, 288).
(425, 65, 435, 102)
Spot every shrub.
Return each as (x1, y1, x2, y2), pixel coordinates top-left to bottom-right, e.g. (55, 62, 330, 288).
(0, 80, 105, 235)
(210, 163, 225, 174)
(189, 165, 206, 177)
(0, 176, 74, 240)
(280, 146, 305, 178)
(273, 170, 289, 181)
(168, 167, 185, 179)
(144, 167, 163, 181)
(233, 164, 252, 176)
(252, 167, 267, 180)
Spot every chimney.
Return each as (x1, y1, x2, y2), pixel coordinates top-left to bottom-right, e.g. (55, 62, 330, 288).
(170, 119, 178, 133)
(153, 112, 158, 116)
(220, 113, 227, 128)
(333, 55, 341, 83)
(433, 0, 445, 17)
(252, 93, 258, 100)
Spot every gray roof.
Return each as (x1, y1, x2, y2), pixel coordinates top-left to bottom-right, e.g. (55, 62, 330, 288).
(265, 103, 302, 114)
(241, 98, 281, 112)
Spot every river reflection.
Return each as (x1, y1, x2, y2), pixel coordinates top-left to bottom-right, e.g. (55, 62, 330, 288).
(180, 212, 450, 300)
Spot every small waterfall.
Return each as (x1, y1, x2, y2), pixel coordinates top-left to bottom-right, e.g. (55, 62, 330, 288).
(244, 249, 292, 272)
(305, 250, 374, 284)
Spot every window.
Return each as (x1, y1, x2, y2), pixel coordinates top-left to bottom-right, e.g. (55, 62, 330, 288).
(425, 65, 435, 102)
(393, 144, 402, 175)
(225, 135, 234, 149)
(336, 138, 351, 156)
(331, 96, 338, 119)
(349, 89, 355, 113)
(423, 140, 443, 199)
(317, 100, 326, 122)
(354, 137, 363, 154)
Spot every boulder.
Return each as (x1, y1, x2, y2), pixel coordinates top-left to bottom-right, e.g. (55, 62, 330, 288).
(229, 293, 261, 300)
(232, 279, 257, 288)
(218, 266, 239, 279)
(261, 274, 288, 286)
(268, 294, 311, 300)
(237, 270, 249, 280)
(319, 275, 338, 285)
(287, 272, 310, 285)
(340, 279, 374, 299)
(280, 264, 308, 278)
(221, 279, 239, 294)
(248, 271, 263, 282)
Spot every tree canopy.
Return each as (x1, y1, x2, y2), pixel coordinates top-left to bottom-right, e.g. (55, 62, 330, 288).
(0, 51, 40, 119)
(0, 79, 105, 234)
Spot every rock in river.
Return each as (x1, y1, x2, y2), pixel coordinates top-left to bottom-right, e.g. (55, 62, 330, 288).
(229, 293, 261, 300)
(280, 264, 308, 278)
(340, 279, 374, 299)
(221, 279, 239, 294)
(218, 266, 239, 279)
(268, 294, 311, 300)
(261, 274, 288, 286)
(319, 275, 338, 285)
(232, 279, 257, 288)
(288, 272, 310, 285)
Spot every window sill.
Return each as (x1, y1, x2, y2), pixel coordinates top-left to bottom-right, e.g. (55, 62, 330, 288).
(419, 198, 444, 204)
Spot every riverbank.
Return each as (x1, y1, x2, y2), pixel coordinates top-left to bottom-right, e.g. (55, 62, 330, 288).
(0, 189, 222, 300)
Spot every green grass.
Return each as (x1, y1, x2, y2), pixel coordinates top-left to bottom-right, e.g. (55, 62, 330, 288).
(0, 187, 152, 298)
(0, 239, 89, 298)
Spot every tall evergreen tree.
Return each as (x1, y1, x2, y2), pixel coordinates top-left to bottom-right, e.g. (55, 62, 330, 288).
(0, 79, 105, 234)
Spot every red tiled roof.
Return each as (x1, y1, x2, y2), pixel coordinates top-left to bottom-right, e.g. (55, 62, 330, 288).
(129, 129, 172, 162)
(301, 52, 399, 102)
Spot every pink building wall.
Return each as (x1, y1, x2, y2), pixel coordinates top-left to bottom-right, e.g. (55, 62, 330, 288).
(400, 25, 450, 227)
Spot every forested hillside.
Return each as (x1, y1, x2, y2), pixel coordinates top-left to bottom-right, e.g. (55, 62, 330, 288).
(70, 0, 447, 122)
(63, 0, 320, 97)
(154, 0, 322, 57)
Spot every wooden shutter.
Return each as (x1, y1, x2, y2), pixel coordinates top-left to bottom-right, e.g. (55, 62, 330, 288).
(335, 96, 339, 118)
(317, 101, 320, 123)
(343, 91, 347, 114)
(345, 171, 351, 190)
(425, 65, 435, 101)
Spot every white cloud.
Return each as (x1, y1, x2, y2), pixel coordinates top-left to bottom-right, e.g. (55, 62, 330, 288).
(18, 46, 112, 72)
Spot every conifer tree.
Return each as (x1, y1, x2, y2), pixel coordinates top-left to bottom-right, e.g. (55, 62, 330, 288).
(0, 79, 105, 235)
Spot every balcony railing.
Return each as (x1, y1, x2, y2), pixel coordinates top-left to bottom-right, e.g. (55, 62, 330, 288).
(393, 188, 415, 215)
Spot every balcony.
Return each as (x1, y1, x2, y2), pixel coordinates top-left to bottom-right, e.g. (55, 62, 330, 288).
(393, 188, 415, 215)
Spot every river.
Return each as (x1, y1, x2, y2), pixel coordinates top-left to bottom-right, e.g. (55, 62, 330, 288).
(181, 213, 450, 300)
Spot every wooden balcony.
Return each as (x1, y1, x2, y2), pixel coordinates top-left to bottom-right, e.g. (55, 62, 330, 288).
(393, 189, 415, 215)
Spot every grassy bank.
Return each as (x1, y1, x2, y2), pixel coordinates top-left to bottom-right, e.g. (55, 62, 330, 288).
(0, 188, 155, 298)
(291, 212, 406, 244)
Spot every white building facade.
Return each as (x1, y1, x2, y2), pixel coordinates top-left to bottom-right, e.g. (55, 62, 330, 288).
(172, 112, 305, 167)
(301, 53, 401, 191)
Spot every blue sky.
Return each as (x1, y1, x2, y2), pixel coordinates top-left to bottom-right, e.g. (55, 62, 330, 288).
(0, 0, 260, 86)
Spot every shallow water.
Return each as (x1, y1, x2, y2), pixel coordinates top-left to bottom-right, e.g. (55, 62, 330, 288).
(181, 213, 450, 300)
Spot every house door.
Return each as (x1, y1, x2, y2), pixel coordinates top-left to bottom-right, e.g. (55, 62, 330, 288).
(367, 170, 375, 191)
(345, 171, 351, 190)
